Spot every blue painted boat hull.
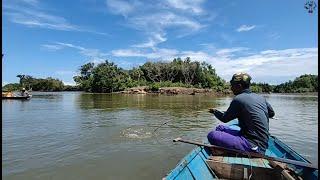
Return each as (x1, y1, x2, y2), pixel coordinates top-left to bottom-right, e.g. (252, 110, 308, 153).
(164, 120, 318, 180)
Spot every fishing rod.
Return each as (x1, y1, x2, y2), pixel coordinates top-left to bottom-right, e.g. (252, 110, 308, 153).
(173, 137, 318, 170)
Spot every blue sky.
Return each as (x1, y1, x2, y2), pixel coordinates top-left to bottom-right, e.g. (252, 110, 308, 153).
(2, 0, 318, 85)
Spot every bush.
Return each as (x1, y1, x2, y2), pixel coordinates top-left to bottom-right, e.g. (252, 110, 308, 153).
(149, 83, 161, 91)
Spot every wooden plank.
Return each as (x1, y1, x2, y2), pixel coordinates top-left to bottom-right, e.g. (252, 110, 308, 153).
(206, 159, 244, 179)
(262, 158, 272, 168)
(206, 159, 282, 180)
(222, 156, 229, 163)
(250, 158, 265, 167)
(210, 156, 272, 168)
(242, 157, 250, 166)
(234, 157, 243, 165)
(243, 167, 248, 179)
(268, 160, 301, 180)
(228, 157, 236, 164)
(209, 156, 223, 162)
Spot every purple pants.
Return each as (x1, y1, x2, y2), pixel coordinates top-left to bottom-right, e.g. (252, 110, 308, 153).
(207, 125, 256, 152)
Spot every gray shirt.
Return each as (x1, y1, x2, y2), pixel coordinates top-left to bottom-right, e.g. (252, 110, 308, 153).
(213, 89, 275, 152)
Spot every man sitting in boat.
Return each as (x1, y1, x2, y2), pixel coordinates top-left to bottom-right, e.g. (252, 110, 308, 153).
(208, 72, 275, 154)
(21, 88, 29, 97)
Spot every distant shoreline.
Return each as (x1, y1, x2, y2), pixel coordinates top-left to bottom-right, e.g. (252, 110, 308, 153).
(15, 87, 317, 96)
(268, 92, 318, 96)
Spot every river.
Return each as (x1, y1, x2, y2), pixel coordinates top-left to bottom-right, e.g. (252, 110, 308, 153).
(2, 92, 318, 179)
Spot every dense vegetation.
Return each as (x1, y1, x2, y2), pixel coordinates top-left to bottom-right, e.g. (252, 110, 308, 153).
(73, 58, 228, 93)
(2, 75, 80, 92)
(273, 74, 318, 93)
(250, 74, 318, 93)
(2, 58, 318, 94)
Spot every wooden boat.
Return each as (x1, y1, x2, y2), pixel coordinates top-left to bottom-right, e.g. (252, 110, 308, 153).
(2, 95, 32, 100)
(164, 120, 318, 180)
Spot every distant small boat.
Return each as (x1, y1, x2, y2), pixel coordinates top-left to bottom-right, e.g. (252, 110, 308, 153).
(2, 95, 32, 100)
(164, 120, 318, 180)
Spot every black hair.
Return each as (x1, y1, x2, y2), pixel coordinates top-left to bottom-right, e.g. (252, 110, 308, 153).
(231, 80, 250, 89)
(241, 81, 250, 89)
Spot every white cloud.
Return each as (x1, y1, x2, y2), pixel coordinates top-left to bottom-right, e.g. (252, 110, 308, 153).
(147, 48, 179, 59)
(5, 10, 78, 31)
(112, 48, 179, 60)
(216, 47, 249, 56)
(4, 2, 107, 35)
(132, 32, 167, 49)
(105, 0, 207, 52)
(180, 50, 211, 60)
(210, 48, 318, 82)
(41, 44, 64, 51)
(236, 25, 256, 32)
(111, 49, 144, 57)
(165, 0, 205, 14)
(106, 0, 135, 17)
(110, 46, 318, 83)
(63, 81, 76, 86)
(130, 12, 203, 32)
(55, 42, 109, 58)
(42, 42, 109, 63)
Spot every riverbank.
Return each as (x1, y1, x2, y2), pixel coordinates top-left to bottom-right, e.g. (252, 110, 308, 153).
(268, 92, 318, 96)
(275, 92, 318, 96)
(119, 86, 319, 96)
(6, 87, 317, 96)
(118, 86, 230, 96)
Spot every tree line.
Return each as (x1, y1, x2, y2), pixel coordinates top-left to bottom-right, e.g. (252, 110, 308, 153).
(2, 75, 80, 92)
(73, 58, 228, 93)
(250, 74, 318, 93)
(2, 58, 318, 94)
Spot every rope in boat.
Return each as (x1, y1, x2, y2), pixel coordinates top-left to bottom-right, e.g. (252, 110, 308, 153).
(244, 151, 253, 180)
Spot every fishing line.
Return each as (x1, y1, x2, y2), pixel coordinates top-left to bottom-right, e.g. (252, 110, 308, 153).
(153, 120, 172, 133)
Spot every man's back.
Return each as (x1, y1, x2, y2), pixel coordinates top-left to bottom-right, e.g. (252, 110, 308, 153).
(208, 72, 275, 153)
(234, 89, 274, 152)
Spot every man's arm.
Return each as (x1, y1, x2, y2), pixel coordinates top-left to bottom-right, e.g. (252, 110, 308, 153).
(266, 101, 275, 118)
(209, 99, 241, 123)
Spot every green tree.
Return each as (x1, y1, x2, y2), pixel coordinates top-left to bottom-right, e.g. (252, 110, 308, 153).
(273, 74, 318, 93)
(2, 83, 21, 91)
(88, 60, 130, 92)
(73, 62, 95, 91)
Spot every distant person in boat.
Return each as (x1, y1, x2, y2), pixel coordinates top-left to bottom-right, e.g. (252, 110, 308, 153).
(21, 88, 29, 97)
(207, 72, 275, 154)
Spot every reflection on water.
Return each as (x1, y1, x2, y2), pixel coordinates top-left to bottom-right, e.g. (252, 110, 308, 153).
(2, 92, 318, 180)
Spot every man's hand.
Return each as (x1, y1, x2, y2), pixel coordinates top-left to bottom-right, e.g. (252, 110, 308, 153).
(208, 108, 217, 114)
